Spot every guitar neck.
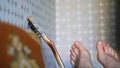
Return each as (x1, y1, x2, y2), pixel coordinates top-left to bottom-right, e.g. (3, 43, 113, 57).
(28, 17, 65, 68)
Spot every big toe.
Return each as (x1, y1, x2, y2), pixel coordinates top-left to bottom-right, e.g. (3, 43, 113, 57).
(96, 41, 106, 61)
(74, 41, 87, 52)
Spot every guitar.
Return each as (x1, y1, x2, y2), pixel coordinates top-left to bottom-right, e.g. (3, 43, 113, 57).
(0, 21, 45, 68)
(27, 16, 65, 68)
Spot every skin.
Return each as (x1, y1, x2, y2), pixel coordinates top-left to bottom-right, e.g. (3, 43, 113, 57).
(70, 41, 120, 68)
(70, 41, 93, 68)
(96, 41, 120, 68)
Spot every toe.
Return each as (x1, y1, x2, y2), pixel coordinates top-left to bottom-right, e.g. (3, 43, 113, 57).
(70, 59, 75, 66)
(96, 41, 106, 61)
(104, 45, 108, 54)
(114, 53, 119, 60)
(107, 45, 113, 55)
(74, 41, 86, 52)
(96, 41, 105, 55)
(106, 45, 119, 60)
(70, 49, 76, 58)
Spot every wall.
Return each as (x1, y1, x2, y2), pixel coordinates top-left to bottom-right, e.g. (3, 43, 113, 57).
(0, 0, 119, 68)
(0, 0, 57, 68)
(56, 0, 117, 68)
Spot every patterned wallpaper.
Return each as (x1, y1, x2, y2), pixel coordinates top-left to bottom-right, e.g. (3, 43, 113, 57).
(0, 0, 119, 68)
(56, 0, 116, 68)
(0, 0, 57, 68)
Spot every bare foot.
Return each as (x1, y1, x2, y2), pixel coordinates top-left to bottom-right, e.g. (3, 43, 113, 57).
(70, 41, 93, 68)
(96, 41, 120, 68)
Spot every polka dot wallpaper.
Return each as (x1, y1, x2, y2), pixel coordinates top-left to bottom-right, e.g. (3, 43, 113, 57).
(56, 0, 116, 68)
(0, 0, 119, 68)
(0, 0, 57, 68)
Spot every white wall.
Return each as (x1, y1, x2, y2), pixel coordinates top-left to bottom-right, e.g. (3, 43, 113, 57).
(0, 0, 117, 68)
(0, 0, 57, 68)
(56, 0, 116, 68)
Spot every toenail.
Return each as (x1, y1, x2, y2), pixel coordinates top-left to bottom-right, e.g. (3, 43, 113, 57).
(74, 41, 79, 45)
(98, 41, 102, 45)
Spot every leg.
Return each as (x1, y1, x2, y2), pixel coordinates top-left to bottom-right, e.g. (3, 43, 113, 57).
(96, 41, 120, 68)
(70, 41, 93, 68)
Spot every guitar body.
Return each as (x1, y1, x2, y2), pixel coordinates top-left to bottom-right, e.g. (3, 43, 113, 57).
(0, 21, 45, 68)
